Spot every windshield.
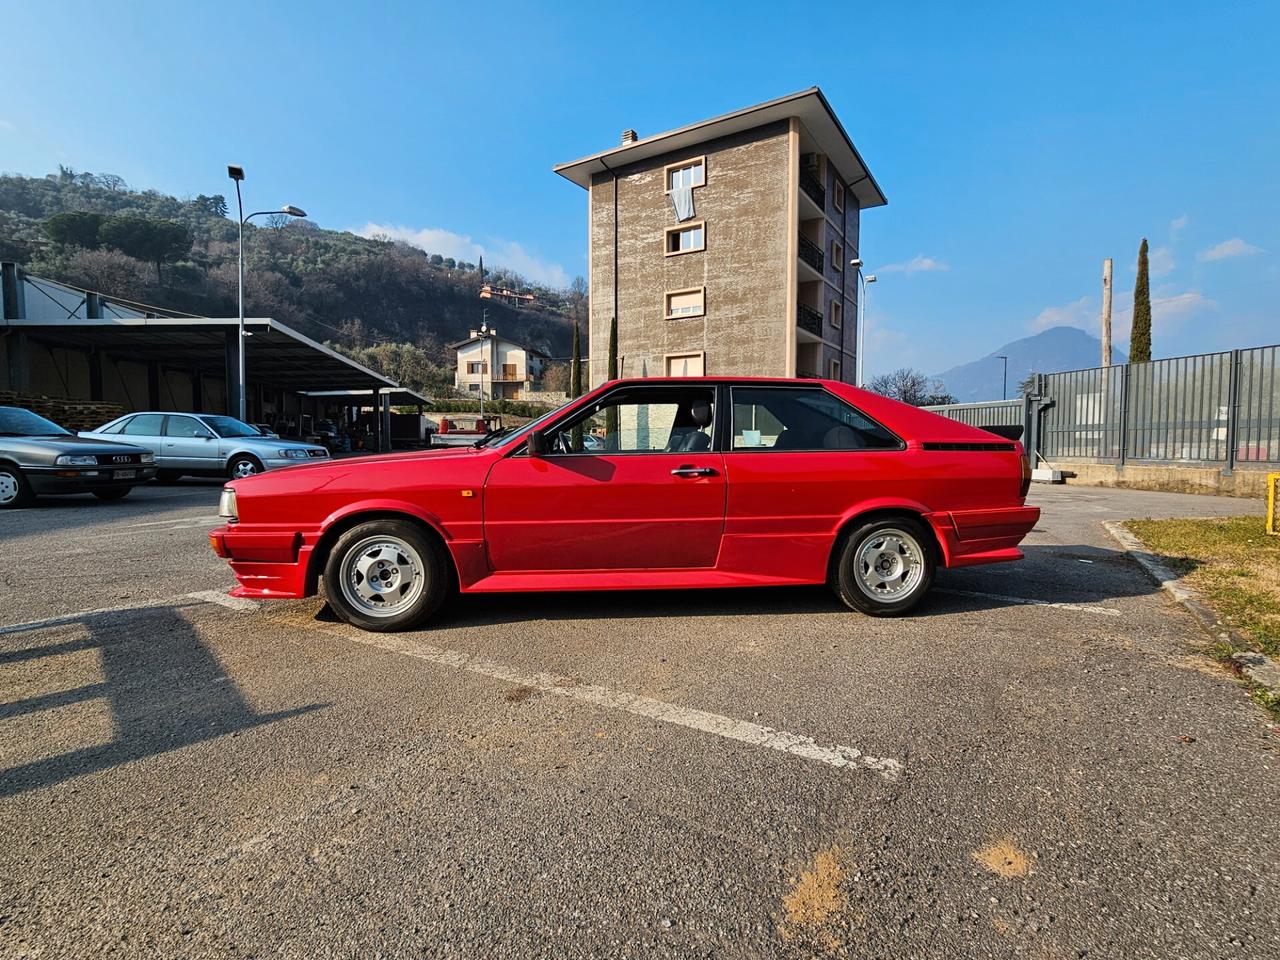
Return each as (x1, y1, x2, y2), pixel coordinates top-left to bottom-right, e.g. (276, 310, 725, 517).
(198, 415, 262, 439)
(0, 407, 71, 437)
(477, 397, 579, 448)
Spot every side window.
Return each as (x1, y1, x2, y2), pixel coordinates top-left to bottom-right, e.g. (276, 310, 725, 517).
(545, 388, 715, 455)
(164, 416, 211, 438)
(121, 413, 165, 436)
(731, 387, 900, 452)
(98, 418, 129, 434)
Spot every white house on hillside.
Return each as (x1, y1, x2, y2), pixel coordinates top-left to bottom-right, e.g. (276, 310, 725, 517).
(452, 333, 547, 400)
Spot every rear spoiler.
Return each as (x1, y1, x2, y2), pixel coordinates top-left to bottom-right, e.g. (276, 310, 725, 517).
(981, 424, 1024, 442)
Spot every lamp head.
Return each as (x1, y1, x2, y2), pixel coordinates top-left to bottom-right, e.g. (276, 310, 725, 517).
(849, 257, 863, 269)
(865, 274, 877, 284)
(227, 164, 245, 182)
(281, 204, 306, 218)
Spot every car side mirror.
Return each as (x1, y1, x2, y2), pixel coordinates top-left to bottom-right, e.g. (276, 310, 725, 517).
(526, 430, 547, 457)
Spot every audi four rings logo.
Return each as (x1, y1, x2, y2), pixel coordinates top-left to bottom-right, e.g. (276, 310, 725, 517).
(112, 455, 131, 463)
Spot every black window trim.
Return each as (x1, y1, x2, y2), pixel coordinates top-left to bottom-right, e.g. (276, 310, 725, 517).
(725, 384, 905, 454)
(512, 381, 721, 458)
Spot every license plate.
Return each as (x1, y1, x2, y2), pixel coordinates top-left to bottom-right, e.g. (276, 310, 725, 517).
(113, 469, 136, 480)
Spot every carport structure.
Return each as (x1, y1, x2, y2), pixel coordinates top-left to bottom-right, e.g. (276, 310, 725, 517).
(1, 263, 403, 451)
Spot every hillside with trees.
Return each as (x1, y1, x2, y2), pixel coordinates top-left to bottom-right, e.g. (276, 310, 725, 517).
(0, 168, 585, 396)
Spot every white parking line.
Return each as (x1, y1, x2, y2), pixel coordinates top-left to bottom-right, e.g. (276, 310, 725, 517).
(334, 630, 903, 781)
(935, 587, 1122, 617)
(0, 589, 252, 635)
(127, 514, 222, 529)
(185, 590, 259, 612)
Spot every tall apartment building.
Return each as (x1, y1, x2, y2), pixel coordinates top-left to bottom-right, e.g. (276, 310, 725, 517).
(554, 88, 885, 386)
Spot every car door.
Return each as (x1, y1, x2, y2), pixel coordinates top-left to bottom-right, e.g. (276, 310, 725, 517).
(483, 385, 726, 571)
(117, 413, 168, 464)
(162, 415, 218, 471)
(719, 385, 905, 578)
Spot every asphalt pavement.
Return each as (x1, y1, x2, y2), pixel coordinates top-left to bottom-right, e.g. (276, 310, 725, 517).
(0, 480, 1276, 959)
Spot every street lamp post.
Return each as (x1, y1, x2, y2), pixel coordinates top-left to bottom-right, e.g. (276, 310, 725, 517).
(469, 317, 497, 422)
(849, 258, 877, 387)
(227, 164, 307, 423)
(996, 355, 1009, 400)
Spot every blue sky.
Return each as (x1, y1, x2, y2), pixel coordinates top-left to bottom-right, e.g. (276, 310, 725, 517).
(3, 0, 1277, 376)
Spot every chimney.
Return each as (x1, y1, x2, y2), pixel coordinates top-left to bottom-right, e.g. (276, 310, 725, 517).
(621, 129, 638, 145)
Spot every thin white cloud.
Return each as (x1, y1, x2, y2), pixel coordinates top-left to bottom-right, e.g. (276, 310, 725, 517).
(1029, 296, 1093, 332)
(353, 222, 570, 288)
(0, 119, 14, 134)
(1170, 214, 1189, 233)
(877, 254, 949, 275)
(1197, 237, 1262, 262)
(1028, 289, 1216, 338)
(1148, 245, 1175, 278)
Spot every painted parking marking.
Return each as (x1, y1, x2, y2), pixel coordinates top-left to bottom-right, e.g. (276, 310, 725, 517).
(127, 514, 222, 529)
(935, 587, 1122, 617)
(0, 589, 253, 636)
(330, 628, 903, 781)
(185, 590, 259, 612)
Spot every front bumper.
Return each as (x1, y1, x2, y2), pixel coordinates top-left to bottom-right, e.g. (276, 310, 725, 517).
(927, 505, 1041, 568)
(209, 524, 317, 598)
(26, 465, 157, 494)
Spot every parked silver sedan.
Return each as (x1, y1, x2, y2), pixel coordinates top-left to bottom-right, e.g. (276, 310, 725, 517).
(82, 412, 329, 480)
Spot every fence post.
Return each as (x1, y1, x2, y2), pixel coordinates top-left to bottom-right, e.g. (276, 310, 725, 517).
(1225, 348, 1241, 475)
(1118, 363, 1130, 467)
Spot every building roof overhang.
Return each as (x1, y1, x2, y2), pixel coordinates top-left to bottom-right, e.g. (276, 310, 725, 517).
(553, 87, 887, 209)
(2, 316, 398, 392)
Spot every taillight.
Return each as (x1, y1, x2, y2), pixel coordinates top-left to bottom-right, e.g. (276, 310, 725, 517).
(1019, 449, 1032, 499)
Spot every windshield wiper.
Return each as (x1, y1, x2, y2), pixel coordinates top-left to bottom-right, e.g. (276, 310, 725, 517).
(474, 426, 514, 448)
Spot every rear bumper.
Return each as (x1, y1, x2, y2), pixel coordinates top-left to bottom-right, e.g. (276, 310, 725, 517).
(209, 524, 316, 598)
(927, 505, 1040, 568)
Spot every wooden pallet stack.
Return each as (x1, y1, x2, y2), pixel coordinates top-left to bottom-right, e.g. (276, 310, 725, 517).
(0, 392, 125, 432)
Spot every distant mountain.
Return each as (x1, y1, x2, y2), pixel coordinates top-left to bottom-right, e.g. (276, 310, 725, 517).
(934, 326, 1126, 403)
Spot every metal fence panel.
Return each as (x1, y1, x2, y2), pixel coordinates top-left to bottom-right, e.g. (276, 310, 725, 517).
(1126, 352, 1231, 462)
(1039, 366, 1123, 460)
(1238, 345, 1280, 463)
(921, 399, 1022, 428)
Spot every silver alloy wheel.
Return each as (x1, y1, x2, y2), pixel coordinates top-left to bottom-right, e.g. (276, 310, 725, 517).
(853, 527, 926, 602)
(231, 458, 259, 479)
(338, 535, 426, 618)
(0, 471, 18, 505)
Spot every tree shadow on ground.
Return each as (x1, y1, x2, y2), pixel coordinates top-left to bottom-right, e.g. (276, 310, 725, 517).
(0, 604, 321, 799)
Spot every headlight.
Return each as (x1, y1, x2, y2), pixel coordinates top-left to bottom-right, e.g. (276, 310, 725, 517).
(55, 454, 98, 466)
(218, 487, 238, 522)
(140, 452, 155, 464)
(280, 449, 308, 459)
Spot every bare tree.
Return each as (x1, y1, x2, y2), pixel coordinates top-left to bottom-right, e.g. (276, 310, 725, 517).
(865, 367, 956, 406)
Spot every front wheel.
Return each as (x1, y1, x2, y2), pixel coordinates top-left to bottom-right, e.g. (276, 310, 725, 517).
(227, 455, 262, 480)
(0, 465, 33, 508)
(831, 517, 936, 616)
(323, 520, 449, 632)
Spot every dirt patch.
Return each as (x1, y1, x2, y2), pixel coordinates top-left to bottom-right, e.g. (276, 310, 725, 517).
(504, 684, 540, 704)
(973, 838, 1031, 878)
(779, 846, 848, 949)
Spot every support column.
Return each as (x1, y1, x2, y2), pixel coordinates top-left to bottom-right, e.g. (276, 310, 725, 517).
(6, 332, 29, 392)
(192, 370, 204, 413)
(381, 393, 392, 452)
(371, 387, 381, 452)
(1, 261, 26, 320)
(88, 349, 104, 401)
(224, 330, 241, 417)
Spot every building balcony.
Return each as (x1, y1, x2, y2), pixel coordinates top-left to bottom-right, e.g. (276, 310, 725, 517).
(797, 301, 823, 337)
(800, 166, 825, 208)
(798, 233, 824, 273)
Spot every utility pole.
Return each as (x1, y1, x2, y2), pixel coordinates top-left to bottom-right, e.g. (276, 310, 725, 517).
(1101, 257, 1113, 366)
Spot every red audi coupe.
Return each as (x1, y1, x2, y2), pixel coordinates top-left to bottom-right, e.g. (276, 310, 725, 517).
(209, 378, 1038, 631)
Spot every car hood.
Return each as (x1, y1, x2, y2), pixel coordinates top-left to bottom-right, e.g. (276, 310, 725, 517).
(4, 434, 151, 463)
(227, 445, 488, 491)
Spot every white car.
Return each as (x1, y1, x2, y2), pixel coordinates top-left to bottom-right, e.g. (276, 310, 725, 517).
(83, 412, 329, 480)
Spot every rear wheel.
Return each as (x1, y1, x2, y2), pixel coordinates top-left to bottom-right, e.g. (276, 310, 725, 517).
(93, 487, 132, 501)
(227, 454, 262, 480)
(831, 516, 935, 616)
(0, 465, 33, 509)
(323, 520, 449, 632)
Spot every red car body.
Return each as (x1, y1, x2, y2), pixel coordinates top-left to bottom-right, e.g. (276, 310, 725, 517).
(209, 378, 1038, 604)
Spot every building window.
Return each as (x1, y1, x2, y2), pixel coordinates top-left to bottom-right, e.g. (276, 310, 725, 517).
(665, 222, 705, 256)
(830, 359, 842, 380)
(833, 180, 846, 213)
(468, 383, 481, 392)
(829, 300, 842, 329)
(665, 157, 706, 192)
(664, 287, 705, 320)
(832, 240, 844, 271)
(467, 361, 487, 375)
(664, 352, 705, 376)
(501, 363, 518, 380)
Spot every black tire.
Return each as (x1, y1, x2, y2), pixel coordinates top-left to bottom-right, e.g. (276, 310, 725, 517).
(830, 516, 936, 616)
(0, 464, 33, 509)
(93, 487, 132, 501)
(156, 470, 184, 482)
(227, 454, 263, 480)
(323, 519, 450, 632)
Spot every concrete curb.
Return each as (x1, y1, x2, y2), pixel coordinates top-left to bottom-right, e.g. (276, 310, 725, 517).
(1103, 520, 1280, 693)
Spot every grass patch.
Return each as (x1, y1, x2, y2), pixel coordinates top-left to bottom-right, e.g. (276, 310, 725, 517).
(1125, 516, 1280, 659)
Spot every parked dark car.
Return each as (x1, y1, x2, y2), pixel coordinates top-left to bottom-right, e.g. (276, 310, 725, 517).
(0, 406, 157, 508)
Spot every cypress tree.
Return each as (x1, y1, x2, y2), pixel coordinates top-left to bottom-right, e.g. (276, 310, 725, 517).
(607, 315, 618, 381)
(1130, 238, 1152, 363)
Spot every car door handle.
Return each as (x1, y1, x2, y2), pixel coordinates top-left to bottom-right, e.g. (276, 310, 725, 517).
(671, 466, 718, 478)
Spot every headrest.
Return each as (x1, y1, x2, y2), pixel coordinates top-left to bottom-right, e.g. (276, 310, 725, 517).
(690, 399, 713, 428)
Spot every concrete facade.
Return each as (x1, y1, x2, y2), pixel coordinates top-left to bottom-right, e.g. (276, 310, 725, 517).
(556, 89, 885, 388)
